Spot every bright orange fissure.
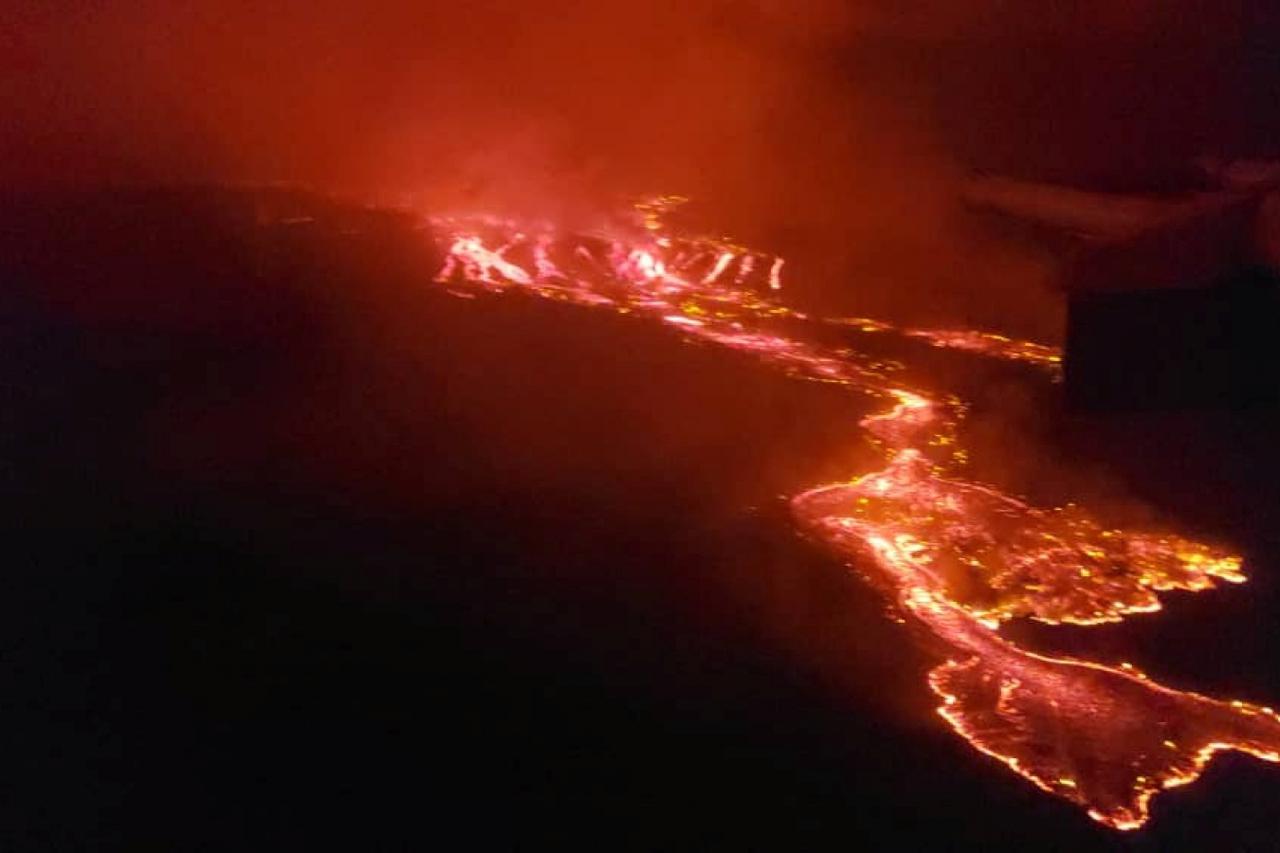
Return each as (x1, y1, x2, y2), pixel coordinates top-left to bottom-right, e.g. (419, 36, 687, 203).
(425, 198, 1279, 830)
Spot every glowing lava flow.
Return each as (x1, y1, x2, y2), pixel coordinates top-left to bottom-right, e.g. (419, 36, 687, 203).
(796, 453, 1278, 829)
(423, 199, 1280, 830)
(903, 327, 1063, 373)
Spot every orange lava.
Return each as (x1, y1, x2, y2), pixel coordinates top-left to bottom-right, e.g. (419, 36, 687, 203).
(796, 452, 1278, 829)
(903, 328, 1063, 375)
(424, 198, 1280, 830)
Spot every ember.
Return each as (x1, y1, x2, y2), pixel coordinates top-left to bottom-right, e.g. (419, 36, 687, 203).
(427, 199, 1279, 830)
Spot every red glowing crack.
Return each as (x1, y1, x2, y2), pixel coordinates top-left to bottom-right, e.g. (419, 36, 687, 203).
(425, 197, 1280, 830)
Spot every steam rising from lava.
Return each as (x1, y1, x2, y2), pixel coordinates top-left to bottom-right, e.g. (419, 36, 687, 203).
(10, 2, 1278, 337)
(424, 197, 1280, 831)
(4, 0, 1066, 335)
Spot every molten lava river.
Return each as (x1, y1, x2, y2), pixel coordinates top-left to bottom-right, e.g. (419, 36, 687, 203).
(425, 197, 1279, 830)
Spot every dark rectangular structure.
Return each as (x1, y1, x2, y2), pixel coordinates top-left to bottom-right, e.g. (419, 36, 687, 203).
(1065, 268, 1280, 409)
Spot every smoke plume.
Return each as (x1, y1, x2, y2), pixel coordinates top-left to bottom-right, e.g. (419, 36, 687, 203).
(5, 2, 1276, 336)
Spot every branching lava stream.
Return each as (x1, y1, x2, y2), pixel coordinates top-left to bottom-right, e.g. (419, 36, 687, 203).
(422, 198, 1280, 830)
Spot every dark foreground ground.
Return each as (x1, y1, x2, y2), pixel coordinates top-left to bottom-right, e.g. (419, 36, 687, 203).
(3, 189, 1279, 851)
